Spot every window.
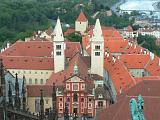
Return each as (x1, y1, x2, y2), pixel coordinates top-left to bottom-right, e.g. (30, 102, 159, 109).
(95, 52, 100, 56)
(35, 71, 37, 74)
(81, 84, 85, 89)
(40, 79, 43, 84)
(35, 79, 38, 84)
(98, 101, 103, 108)
(73, 84, 78, 91)
(81, 98, 84, 102)
(29, 78, 32, 84)
(89, 98, 92, 102)
(66, 84, 69, 89)
(81, 109, 84, 112)
(73, 93, 78, 102)
(59, 109, 62, 112)
(56, 51, 61, 56)
(60, 98, 63, 102)
(67, 97, 70, 102)
(41, 72, 43, 74)
(60, 103, 62, 107)
(95, 45, 100, 50)
(46, 72, 48, 74)
(56, 45, 61, 50)
(29, 71, 31, 74)
(23, 71, 26, 74)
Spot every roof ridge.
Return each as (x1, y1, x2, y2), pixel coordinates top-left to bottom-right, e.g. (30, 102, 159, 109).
(144, 56, 152, 69)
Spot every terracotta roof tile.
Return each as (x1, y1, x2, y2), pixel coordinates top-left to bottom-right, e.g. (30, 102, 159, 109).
(146, 55, 160, 76)
(119, 54, 150, 69)
(2, 56, 54, 70)
(64, 28, 75, 36)
(46, 53, 89, 85)
(0, 41, 81, 70)
(27, 85, 53, 97)
(104, 54, 135, 95)
(76, 11, 88, 22)
(96, 80, 160, 120)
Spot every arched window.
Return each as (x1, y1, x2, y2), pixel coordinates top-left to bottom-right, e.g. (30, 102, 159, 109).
(98, 101, 103, 108)
(67, 97, 70, 102)
(40, 79, 43, 84)
(73, 93, 77, 102)
(29, 78, 32, 84)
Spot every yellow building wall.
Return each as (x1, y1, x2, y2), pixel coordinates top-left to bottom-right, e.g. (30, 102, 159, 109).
(27, 97, 52, 114)
(7, 69, 53, 85)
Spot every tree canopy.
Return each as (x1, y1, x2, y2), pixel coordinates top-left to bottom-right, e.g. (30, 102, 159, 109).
(137, 34, 160, 56)
(0, 0, 132, 46)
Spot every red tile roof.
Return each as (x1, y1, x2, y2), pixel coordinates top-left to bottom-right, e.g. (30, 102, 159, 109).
(46, 52, 90, 85)
(96, 80, 160, 120)
(1, 41, 52, 57)
(0, 41, 81, 70)
(64, 28, 75, 36)
(104, 54, 136, 95)
(1, 56, 54, 70)
(27, 85, 53, 97)
(76, 11, 88, 22)
(87, 26, 123, 40)
(134, 76, 160, 83)
(105, 40, 128, 53)
(146, 55, 160, 76)
(119, 54, 150, 69)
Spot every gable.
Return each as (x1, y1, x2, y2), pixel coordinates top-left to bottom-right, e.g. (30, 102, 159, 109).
(66, 75, 85, 83)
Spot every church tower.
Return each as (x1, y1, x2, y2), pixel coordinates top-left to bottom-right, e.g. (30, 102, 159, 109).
(75, 11, 88, 34)
(53, 18, 65, 73)
(91, 19, 104, 77)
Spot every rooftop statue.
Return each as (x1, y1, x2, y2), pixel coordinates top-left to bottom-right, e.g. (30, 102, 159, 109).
(130, 95, 145, 120)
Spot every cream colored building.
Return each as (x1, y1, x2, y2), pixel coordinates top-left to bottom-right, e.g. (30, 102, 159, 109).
(27, 85, 53, 114)
(9, 69, 53, 85)
(75, 11, 88, 34)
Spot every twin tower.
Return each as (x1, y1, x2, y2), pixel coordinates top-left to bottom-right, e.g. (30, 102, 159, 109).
(53, 17, 104, 77)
